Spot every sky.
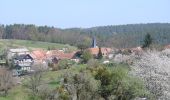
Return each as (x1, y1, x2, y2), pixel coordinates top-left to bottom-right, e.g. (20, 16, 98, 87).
(0, 0, 170, 28)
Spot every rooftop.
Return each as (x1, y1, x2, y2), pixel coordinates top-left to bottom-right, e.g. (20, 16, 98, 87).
(14, 54, 33, 60)
(9, 48, 29, 53)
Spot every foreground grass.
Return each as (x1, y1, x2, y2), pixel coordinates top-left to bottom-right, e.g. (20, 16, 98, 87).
(0, 39, 77, 51)
(0, 85, 29, 100)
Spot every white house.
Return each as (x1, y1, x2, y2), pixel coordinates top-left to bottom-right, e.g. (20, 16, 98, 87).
(13, 54, 34, 72)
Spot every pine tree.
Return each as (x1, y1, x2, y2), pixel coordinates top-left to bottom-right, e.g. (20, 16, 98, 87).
(142, 33, 152, 48)
(98, 47, 103, 59)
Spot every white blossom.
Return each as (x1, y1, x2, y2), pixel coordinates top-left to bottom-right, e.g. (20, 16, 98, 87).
(131, 50, 170, 99)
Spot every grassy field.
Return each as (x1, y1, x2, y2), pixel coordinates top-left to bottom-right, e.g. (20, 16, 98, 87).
(0, 39, 77, 52)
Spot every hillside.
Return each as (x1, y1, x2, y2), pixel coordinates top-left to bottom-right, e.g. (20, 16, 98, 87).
(0, 39, 77, 52)
(0, 23, 170, 48)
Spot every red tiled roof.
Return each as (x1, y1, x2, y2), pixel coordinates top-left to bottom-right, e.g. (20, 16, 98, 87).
(88, 47, 112, 55)
(59, 52, 75, 59)
(88, 48, 99, 55)
(31, 50, 46, 60)
(46, 50, 76, 60)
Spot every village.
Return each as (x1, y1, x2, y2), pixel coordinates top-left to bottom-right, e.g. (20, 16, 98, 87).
(1, 36, 170, 99)
(1, 36, 170, 77)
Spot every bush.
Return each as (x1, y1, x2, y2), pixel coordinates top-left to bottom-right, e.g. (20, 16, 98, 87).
(57, 59, 75, 70)
(57, 71, 100, 100)
(87, 59, 100, 69)
(81, 50, 92, 63)
(94, 65, 149, 100)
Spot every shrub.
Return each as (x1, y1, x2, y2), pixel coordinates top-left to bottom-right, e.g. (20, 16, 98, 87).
(57, 59, 75, 70)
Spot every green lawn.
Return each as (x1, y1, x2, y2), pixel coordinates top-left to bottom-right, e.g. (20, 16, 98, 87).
(0, 39, 77, 51)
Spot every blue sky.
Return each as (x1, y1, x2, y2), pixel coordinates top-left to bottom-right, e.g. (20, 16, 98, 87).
(0, 0, 170, 28)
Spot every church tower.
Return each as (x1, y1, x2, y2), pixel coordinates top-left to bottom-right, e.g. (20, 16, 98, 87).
(91, 36, 97, 48)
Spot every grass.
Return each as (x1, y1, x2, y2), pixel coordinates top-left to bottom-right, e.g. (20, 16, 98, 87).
(0, 85, 29, 100)
(48, 80, 60, 89)
(0, 39, 77, 51)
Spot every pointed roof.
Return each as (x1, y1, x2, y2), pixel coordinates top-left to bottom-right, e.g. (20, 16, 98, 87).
(91, 36, 97, 48)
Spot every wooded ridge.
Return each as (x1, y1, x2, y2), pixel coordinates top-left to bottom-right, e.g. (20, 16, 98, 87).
(0, 23, 170, 48)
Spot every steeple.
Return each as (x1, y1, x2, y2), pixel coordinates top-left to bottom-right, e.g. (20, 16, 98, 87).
(91, 36, 97, 48)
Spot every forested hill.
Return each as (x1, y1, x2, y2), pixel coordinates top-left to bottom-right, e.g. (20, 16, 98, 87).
(0, 23, 170, 48)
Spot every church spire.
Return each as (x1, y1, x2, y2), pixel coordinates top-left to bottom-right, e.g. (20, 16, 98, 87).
(91, 36, 97, 48)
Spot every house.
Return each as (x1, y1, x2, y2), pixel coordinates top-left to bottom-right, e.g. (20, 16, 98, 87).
(13, 54, 34, 72)
(46, 50, 78, 63)
(30, 50, 47, 63)
(30, 50, 49, 69)
(7, 48, 29, 59)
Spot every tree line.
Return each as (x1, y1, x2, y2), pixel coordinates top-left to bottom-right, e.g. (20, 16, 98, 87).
(0, 23, 170, 48)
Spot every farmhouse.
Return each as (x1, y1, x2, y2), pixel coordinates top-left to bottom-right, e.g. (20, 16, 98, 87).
(13, 54, 34, 70)
(46, 50, 78, 63)
(12, 54, 34, 76)
(30, 50, 47, 63)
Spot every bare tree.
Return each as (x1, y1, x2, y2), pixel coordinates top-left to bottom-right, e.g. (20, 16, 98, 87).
(29, 71, 42, 94)
(0, 68, 14, 96)
(25, 64, 44, 100)
(25, 64, 54, 100)
(38, 85, 52, 100)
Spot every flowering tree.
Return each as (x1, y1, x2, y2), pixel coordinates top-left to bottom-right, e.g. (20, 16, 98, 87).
(131, 50, 170, 99)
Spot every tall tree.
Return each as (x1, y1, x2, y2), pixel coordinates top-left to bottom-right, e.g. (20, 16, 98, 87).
(142, 33, 152, 48)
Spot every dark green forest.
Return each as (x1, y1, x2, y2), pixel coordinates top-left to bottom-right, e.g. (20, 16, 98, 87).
(0, 23, 170, 48)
